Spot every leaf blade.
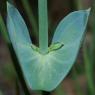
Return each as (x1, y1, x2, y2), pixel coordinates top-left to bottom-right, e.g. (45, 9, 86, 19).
(7, 2, 32, 45)
(52, 8, 90, 44)
(7, 2, 91, 91)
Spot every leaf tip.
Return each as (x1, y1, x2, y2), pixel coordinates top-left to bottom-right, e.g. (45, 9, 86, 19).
(86, 8, 91, 16)
(87, 8, 91, 12)
(7, 2, 13, 11)
(7, 2, 10, 8)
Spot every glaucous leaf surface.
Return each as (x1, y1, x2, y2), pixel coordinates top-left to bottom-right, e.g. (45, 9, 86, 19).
(7, 2, 90, 91)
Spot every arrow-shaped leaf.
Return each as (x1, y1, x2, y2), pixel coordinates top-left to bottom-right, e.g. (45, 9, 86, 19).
(7, 2, 90, 91)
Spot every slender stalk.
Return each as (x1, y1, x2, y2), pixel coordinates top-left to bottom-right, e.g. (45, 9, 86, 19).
(90, 0, 95, 65)
(21, 0, 38, 39)
(0, 15, 10, 43)
(74, 0, 83, 10)
(75, 0, 95, 94)
(0, 91, 3, 95)
(38, 0, 48, 54)
(83, 46, 95, 95)
(72, 67, 84, 95)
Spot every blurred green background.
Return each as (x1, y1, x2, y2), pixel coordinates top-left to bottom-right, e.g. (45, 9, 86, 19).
(0, 0, 95, 95)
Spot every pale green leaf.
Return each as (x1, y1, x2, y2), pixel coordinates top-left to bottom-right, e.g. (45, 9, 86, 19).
(52, 8, 90, 44)
(7, 2, 90, 91)
(7, 2, 32, 45)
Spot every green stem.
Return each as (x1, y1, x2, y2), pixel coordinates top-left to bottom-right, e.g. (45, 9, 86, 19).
(0, 91, 3, 95)
(38, 0, 48, 54)
(74, 0, 83, 10)
(72, 67, 84, 95)
(0, 15, 10, 43)
(90, 0, 95, 64)
(21, 0, 38, 39)
(83, 46, 95, 95)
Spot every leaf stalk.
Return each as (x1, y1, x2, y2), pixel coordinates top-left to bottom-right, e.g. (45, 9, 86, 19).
(38, 0, 48, 54)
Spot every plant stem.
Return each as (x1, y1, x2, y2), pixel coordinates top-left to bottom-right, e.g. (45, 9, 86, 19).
(75, 0, 95, 94)
(21, 0, 38, 39)
(38, 0, 48, 54)
(72, 67, 84, 95)
(74, 0, 83, 10)
(90, 0, 95, 65)
(0, 15, 10, 43)
(83, 46, 95, 95)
